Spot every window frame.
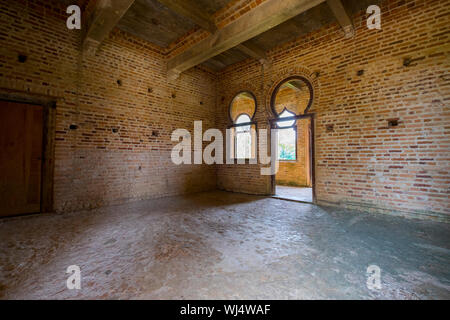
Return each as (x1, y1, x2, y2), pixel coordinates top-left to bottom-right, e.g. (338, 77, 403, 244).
(228, 91, 258, 161)
(228, 91, 257, 123)
(234, 114, 252, 160)
(277, 125, 298, 162)
(270, 76, 314, 163)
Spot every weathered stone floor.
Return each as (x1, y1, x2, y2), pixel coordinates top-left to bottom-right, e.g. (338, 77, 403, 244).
(275, 186, 313, 203)
(0, 191, 449, 299)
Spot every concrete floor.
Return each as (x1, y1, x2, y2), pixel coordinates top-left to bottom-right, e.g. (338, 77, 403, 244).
(275, 186, 313, 202)
(0, 191, 449, 300)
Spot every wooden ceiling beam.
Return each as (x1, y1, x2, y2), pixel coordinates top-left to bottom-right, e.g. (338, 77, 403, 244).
(326, 0, 354, 38)
(83, 0, 135, 55)
(156, 1, 267, 65)
(167, 0, 326, 77)
(236, 41, 267, 64)
(285, 81, 303, 91)
(207, 57, 227, 70)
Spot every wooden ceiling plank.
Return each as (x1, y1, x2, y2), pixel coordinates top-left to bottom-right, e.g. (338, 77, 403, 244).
(156, 0, 217, 33)
(167, 0, 326, 76)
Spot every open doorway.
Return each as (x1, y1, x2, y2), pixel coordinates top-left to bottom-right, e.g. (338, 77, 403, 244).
(275, 116, 313, 202)
(269, 76, 315, 203)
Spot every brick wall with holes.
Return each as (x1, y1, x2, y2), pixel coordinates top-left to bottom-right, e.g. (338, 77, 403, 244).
(0, 0, 217, 213)
(217, 0, 450, 221)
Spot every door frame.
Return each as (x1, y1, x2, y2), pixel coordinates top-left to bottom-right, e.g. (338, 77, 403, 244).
(0, 90, 57, 215)
(269, 113, 316, 203)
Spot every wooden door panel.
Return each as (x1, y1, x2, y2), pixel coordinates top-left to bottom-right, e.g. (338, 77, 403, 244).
(27, 105, 43, 206)
(0, 102, 43, 217)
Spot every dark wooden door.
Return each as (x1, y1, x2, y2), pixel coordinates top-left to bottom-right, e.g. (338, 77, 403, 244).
(0, 101, 44, 217)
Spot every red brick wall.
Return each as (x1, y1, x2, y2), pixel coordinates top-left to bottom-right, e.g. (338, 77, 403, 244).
(216, 77, 272, 195)
(217, 0, 450, 221)
(0, 0, 217, 212)
(1, 0, 449, 221)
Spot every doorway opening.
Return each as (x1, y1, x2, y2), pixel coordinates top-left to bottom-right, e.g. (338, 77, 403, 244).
(269, 76, 315, 203)
(274, 116, 313, 203)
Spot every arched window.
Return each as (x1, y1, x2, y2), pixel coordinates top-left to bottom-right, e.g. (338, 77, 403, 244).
(276, 109, 297, 160)
(277, 109, 296, 128)
(271, 77, 313, 118)
(271, 77, 313, 161)
(234, 114, 252, 159)
(235, 114, 252, 129)
(229, 92, 257, 160)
